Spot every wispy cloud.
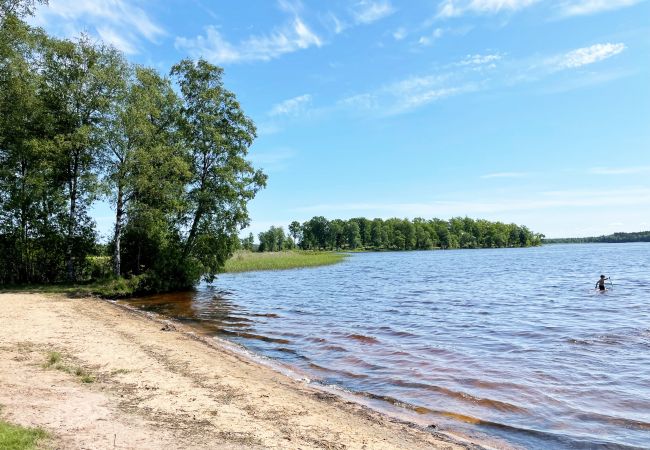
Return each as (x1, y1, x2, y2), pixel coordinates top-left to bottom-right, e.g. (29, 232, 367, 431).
(436, 0, 539, 18)
(589, 166, 650, 175)
(559, 0, 645, 17)
(352, 0, 396, 24)
(337, 51, 498, 115)
(269, 94, 313, 117)
(272, 40, 628, 121)
(32, 0, 165, 55)
(481, 172, 529, 179)
(176, 17, 322, 64)
(546, 43, 626, 70)
(418, 28, 445, 46)
(393, 27, 407, 40)
(456, 53, 503, 66)
(292, 188, 650, 217)
(250, 148, 296, 172)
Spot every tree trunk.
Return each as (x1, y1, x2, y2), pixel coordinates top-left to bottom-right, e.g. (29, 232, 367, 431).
(66, 153, 79, 282)
(113, 182, 123, 277)
(183, 206, 203, 259)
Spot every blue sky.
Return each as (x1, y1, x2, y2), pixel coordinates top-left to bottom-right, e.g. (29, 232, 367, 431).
(32, 0, 650, 238)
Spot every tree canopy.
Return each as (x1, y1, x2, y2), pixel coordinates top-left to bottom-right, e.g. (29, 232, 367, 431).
(0, 3, 266, 290)
(256, 217, 544, 252)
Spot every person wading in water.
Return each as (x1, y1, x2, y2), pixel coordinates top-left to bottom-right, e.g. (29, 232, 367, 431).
(596, 275, 610, 291)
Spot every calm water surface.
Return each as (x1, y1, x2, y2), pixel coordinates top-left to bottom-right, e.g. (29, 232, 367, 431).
(123, 243, 650, 449)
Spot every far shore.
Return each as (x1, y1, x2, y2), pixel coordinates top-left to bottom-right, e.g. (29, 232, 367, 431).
(0, 293, 477, 449)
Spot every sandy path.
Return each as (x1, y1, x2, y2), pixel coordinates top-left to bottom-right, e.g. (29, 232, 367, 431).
(0, 293, 474, 450)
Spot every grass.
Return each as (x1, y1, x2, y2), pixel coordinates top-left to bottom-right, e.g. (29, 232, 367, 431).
(0, 406, 47, 450)
(43, 351, 95, 384)
(223, 250, 347, 273)
(0, 274, 146, 299)
(0, 251, 346, 297)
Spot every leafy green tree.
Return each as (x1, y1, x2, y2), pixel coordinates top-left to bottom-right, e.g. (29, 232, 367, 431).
(370, 218, 383, 248)
(40, 35, 126, 280)
(170, 59, 266, 286)
(288, 220, 301, 246)
(104, 66, 183, 276)
(1, 0, 47, 18)
(240, 232, 254, 251)
(0, 15, 51, 283)
(345, 221, 361, 249)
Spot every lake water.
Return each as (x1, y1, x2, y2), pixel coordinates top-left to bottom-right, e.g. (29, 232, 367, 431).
(122, 243, 650, 449)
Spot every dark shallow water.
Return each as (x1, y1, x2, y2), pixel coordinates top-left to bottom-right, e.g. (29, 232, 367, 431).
(122, 243, 650, 449)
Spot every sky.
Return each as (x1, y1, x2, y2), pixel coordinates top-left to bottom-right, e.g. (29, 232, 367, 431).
(31, 0, 650, 239)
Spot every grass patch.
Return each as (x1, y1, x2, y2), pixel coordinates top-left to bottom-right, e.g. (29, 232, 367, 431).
(223, 250, 347, 273)
(0, 274, 148, 299)
(43, 351, 95, 383)
(0, 409, 47, 450)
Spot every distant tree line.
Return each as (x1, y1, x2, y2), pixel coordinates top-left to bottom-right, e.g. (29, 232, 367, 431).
(255, 217, 544, 252)
(0, 1, 266, 289)
(543, 231, 650, 244)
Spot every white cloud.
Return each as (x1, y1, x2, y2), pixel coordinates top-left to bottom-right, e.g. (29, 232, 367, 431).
(329, 13, 347, 34)
(269, 94, 313, 117)
(32, 0, 164, 54)
(352, 0, 396, 24)
(437, 0, 539, 18)
(481, 172, 528, 178)
(456, 53, 503, 66)
(547, 43, 626, 70)
(337, 52, 502, 116)
(292, 188, 650, 217)
(96, 26, 138, 55)
(338, 93, 379, 110)
(176, 18, 322, 64)
(559, 0, 644, 17)
(589, 166, 650, 175)
(393, 27, 407, 40)
(250, 148, 296, 172)
(418, 28, 445, 46)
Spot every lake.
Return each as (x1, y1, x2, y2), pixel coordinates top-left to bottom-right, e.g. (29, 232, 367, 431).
(122, 243, 650, 449)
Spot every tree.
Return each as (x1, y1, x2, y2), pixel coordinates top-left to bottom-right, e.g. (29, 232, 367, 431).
(1, 0, 47, 19)
(170, 59, 266, 285)
(345, 221, 361, 249)
(240, 232, 254, 251)
(288, 220, 301, 246)
(0, 15, 52, 283)
(40, 35, 126, 280)
(104, 66, 183, 276)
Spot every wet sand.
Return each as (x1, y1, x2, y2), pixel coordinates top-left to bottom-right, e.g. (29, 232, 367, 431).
(0, 293, 474, 449)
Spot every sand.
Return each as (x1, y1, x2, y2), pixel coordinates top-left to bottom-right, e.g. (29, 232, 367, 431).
(0, 293, 476, 450)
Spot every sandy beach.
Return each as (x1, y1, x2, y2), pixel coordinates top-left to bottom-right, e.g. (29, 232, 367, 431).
(0, 293, 474, 450)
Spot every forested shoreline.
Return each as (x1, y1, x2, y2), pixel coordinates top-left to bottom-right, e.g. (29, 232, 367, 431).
(0, 1, 266, 291)
(543, 231, 650, 244)
(255, 217, 544, 252)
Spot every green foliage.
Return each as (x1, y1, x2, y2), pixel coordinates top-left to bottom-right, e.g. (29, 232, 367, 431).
(43, 351, 95, 383)
(224, 250, 347, 273)
(0, 419, 47, 450)
(258, 226, 288, 252)
(1, 0, 48, 18)
(259, 216, 543, 252)
(544, 231, 650, 244)
(0, 9, 266, 293)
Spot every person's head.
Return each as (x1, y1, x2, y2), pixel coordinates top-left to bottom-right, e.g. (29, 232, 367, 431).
(600, 275, 605, 279)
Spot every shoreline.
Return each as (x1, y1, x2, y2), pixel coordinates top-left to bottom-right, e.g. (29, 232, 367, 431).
(0, 292, 481, 449)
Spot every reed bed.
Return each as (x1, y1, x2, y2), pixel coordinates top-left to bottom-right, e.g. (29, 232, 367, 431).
(224, 250, 347, 273)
